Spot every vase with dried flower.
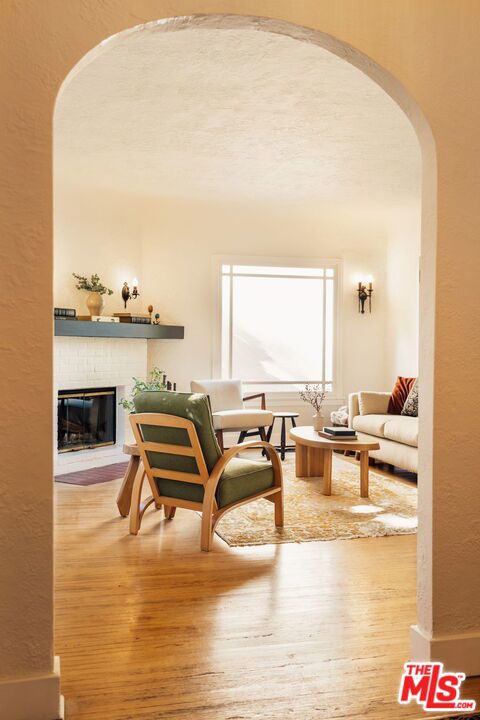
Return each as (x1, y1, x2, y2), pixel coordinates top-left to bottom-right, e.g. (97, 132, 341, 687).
(73, 273, 114, 317)
(299, 383, 326, 432)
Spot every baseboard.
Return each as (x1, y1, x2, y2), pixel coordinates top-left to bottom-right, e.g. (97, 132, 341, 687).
(411, 624, 480, 677)
(0, 656, 63, 720)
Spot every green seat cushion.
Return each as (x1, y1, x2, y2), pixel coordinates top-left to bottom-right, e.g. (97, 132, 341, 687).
(132, 390, 274, 508)
(215, 457, 274, 508)
(154, 457, 274, 508)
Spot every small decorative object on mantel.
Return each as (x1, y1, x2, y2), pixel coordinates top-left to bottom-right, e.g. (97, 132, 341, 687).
(73, 273, 114, 317)
(153, 313, 161, 325)
(148, 304, 153, 322)
(119, 367, 177, 413)
(121, 278, 140, 308)
(356, 276, 374, 314)
(91, 316, 120, 323)
(299, 383, 326, 432)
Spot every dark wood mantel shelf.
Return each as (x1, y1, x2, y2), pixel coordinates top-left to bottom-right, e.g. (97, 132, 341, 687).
(55, 319, 184, 340)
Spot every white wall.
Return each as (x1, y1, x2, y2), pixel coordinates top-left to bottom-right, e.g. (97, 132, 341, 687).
(54, 183, 145, 315)
(385, 202, 422, 381)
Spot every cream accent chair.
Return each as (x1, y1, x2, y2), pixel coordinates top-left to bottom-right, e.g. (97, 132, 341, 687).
(348, 391, 418, 473)
(190, 379, 273, 452)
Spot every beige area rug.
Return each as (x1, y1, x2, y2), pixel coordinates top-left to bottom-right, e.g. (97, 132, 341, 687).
(215, 456, 417, 547)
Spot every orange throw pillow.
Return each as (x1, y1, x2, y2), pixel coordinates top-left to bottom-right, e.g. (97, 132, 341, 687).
(388, 376, 416, 415)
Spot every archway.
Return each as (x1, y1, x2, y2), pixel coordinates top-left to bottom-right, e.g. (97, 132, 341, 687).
(11, 7, 480, 720)
(55, 8, 436, 700)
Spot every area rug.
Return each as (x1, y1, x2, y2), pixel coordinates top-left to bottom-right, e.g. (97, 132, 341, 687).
(54, 461, 129, 486)
(215, 456, 417, 546)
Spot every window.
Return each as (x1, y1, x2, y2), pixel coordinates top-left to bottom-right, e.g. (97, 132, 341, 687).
(217, 259, 338, 393)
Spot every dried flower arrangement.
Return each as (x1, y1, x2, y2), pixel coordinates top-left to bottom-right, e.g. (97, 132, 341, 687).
(72, 273, 113, 295)
(299, 383, 326, 412)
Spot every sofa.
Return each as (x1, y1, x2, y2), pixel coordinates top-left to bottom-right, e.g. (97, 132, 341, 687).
(348, 391, 418, 473)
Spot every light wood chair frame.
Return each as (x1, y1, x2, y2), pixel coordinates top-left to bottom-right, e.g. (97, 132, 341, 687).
(129, 412, 284, 551)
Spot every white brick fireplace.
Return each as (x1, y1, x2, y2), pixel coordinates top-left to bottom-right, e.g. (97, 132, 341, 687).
(54, 337, 147, 474)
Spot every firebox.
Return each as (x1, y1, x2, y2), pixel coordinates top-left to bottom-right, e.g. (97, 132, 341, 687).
(57, 387, 116, 452)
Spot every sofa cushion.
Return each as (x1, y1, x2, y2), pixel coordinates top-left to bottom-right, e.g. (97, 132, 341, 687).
(212, 409, 273, 430)
(384, 416, 418, 447)
(352, 414, 389, 437)
(358, 391, 390, 416)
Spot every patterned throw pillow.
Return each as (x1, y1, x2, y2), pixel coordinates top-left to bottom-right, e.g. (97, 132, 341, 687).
(401, 379, 418, 417)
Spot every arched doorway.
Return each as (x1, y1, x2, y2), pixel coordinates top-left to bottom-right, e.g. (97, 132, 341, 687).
(53, 13, 436, 711)
(13, 7, 480, 720)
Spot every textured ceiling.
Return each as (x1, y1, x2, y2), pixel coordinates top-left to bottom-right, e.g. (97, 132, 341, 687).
(55, 26, 421, 202)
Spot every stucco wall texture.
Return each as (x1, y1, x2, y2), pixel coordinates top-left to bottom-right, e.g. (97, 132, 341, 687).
(0, 0, 479, 707)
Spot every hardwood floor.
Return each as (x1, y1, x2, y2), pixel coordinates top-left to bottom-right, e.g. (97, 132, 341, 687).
(54, 465, 480, 720)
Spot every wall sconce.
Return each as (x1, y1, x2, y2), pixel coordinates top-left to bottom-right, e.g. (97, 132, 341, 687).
(121, 278, 140, 308)
(356, 277, 373, 314)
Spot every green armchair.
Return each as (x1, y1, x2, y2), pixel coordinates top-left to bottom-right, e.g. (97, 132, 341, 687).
(129, 390, 284, 551)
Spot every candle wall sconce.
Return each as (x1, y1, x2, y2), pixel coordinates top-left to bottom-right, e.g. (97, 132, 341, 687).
(356, 277, 373, 313)
(121, 278, 140, 308)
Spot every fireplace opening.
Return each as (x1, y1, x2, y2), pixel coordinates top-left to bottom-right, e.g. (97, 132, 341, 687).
(57, 387, 116, 452)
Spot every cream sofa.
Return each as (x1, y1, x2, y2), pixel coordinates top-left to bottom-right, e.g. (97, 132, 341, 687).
(348, 391, 418, 473)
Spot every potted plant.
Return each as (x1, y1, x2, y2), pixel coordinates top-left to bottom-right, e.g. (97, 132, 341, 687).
(299, 383, 326, 432)
(72, 273, 114, 316)
(119, 367, 167, 413)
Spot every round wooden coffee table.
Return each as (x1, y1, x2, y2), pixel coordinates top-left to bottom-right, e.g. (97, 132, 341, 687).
(289, 426, 380, 498)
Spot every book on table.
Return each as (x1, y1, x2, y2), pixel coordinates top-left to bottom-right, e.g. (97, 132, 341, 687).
(322, 426, 356, 436)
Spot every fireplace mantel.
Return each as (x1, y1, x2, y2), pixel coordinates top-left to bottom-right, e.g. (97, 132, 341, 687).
(55, 319, 184, 340)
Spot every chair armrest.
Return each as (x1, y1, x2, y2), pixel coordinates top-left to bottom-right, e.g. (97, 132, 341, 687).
(243, 392, 266, 409)
(206, 440, 282, 496)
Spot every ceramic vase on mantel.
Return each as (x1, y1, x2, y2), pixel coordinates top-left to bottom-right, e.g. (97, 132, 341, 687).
(312, 413, 325, 433)
(86, 291, 104, 317)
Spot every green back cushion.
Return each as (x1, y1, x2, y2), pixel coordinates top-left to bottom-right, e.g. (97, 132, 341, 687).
(133, 390, 221, 502)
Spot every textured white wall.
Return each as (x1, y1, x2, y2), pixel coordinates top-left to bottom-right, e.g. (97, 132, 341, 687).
(385, 202, 422, 382)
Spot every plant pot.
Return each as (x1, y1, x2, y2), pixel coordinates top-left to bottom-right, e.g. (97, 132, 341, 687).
(86, 291, 104, 317)
(312, 413, 325, 432)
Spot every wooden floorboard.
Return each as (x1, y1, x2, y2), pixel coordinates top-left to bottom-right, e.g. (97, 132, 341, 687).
(54, 466, 480, 720)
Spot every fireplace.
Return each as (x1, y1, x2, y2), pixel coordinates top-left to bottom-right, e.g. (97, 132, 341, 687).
(57, 387, 116, 453)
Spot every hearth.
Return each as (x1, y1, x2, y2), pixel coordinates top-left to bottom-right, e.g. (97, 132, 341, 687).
(57, 387, 116, 453)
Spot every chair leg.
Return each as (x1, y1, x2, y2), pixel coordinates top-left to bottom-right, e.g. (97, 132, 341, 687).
(129, 465, 146, 535)
(116, 454, 140, 517)
(238, 430, 247, 444)
(273, 491, 284, 527)
(215, 429, 224, 453)
(164, 505, 177, 520)
(200, 510, 214, 552)
(280, 417, 286, 461)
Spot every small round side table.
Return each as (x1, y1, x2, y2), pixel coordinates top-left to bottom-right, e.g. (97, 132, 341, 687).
(266, 412, 299, 461)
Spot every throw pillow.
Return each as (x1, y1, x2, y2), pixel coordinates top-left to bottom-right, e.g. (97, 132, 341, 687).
(401, 379, 419, 417)
(387, 376, 416, 415)
(358, 392, 390, 416)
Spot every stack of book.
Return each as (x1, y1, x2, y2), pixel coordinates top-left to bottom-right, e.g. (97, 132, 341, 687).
(318, 426, 357, 440)
(113, 313, 151, 325)
(54, 307, 76, 319)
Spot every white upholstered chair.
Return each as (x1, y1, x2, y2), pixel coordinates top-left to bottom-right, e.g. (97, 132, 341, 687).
(190, 379, 273, 452)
